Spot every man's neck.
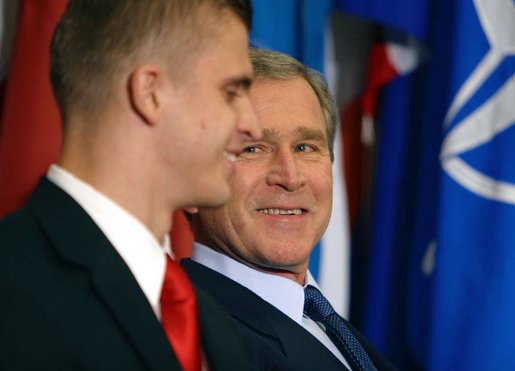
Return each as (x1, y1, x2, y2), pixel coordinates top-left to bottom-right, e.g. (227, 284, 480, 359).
(57, 157, 173, 242)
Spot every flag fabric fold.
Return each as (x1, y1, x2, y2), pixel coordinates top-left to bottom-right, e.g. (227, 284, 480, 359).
(334, 1, 429, 368)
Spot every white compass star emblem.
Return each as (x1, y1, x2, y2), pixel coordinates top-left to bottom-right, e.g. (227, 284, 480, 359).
(440, 0, 515, 204)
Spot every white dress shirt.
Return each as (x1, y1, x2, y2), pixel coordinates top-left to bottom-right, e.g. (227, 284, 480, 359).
(191, 242, 352, 370)
(47, 164, 168, 319)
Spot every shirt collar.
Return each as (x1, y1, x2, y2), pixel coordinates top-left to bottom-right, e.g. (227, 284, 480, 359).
(47, 164, 167, 318)
(192, 241, 320, 325)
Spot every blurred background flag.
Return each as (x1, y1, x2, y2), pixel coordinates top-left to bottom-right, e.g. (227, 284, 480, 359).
(429, 0, 515, 369)
(329, 1, 431, 369)
(334, 0, 515, 369)
(0, 0, 66, 218)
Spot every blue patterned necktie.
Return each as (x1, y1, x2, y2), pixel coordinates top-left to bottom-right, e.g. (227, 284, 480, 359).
(303, 285, 376, 371)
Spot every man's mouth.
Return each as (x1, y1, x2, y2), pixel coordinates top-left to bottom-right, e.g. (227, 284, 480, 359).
(258, 208, 304, 215)
(223, 150, 238, 162)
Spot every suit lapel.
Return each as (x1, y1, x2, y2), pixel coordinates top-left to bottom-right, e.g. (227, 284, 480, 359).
(28, 178, 180, 371)
(182, 259, 278, 339)
(194, 286, 251, 371)
(269, 312, 349, 371)
(182, 259, 347, 370)
(90, 256, 181, 370)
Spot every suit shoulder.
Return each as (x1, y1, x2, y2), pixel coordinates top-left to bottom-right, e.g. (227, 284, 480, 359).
(0, 208, 43, 251)
(0, 208, 52, 276)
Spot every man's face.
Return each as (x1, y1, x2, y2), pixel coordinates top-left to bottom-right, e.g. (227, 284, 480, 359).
(158, 13, 260, 209)
(192, 77, 333, 284)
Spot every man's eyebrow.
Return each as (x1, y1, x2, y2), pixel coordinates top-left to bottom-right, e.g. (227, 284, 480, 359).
(255, 127, 327, 143)
(294, 126, 327, 142)
(260, 127, 280, 140)
(223, 75, 253, 91)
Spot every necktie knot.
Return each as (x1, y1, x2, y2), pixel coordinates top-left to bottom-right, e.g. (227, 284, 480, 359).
(304, 285, 337, 320)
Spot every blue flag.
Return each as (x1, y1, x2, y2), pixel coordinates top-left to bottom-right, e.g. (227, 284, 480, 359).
(252, 1, 515, 369)
(429, 0, 515, 369)
(334, 0, 428, 40)
(250, 0, 332, 73)
(354, 0, 515, 369)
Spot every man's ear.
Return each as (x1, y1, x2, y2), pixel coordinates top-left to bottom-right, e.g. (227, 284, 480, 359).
(127, 64, 164, 126)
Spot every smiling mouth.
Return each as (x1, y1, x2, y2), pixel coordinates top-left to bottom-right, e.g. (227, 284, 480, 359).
(258, 208, 304, 215)
(223, 150, 238, 162)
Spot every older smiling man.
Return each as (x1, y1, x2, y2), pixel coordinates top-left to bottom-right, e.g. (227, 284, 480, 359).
(183, 48, 396, 371)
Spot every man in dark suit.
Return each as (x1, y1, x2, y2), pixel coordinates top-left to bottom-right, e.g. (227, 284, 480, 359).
(0, 1, 261, 370)
(183, 48, 397, 371)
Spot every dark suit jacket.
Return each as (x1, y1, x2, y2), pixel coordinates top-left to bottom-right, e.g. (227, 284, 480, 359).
(182, 259, 397, 371)
(0, 178, 250, 370)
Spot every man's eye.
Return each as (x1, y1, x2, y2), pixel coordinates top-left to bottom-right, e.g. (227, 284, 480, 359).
(236, 146, 263, 159)
(243, 146, 259, 153)
(225, 88, 241, 102)
(295, 143, 314, 152)
(225, 91, 236, 101)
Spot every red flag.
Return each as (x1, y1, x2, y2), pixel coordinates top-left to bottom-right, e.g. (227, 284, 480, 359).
(361, 38, 421, 120)
(0, 0, 67, 217)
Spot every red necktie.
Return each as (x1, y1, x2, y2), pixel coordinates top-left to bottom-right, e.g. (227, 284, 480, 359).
(160, 255, 201, 371)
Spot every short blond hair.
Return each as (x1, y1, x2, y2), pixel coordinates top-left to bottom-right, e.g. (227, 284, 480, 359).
(50, 0, 252, 122)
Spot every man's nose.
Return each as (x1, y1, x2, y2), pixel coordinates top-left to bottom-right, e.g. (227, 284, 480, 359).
(265, 149, 305, 192)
